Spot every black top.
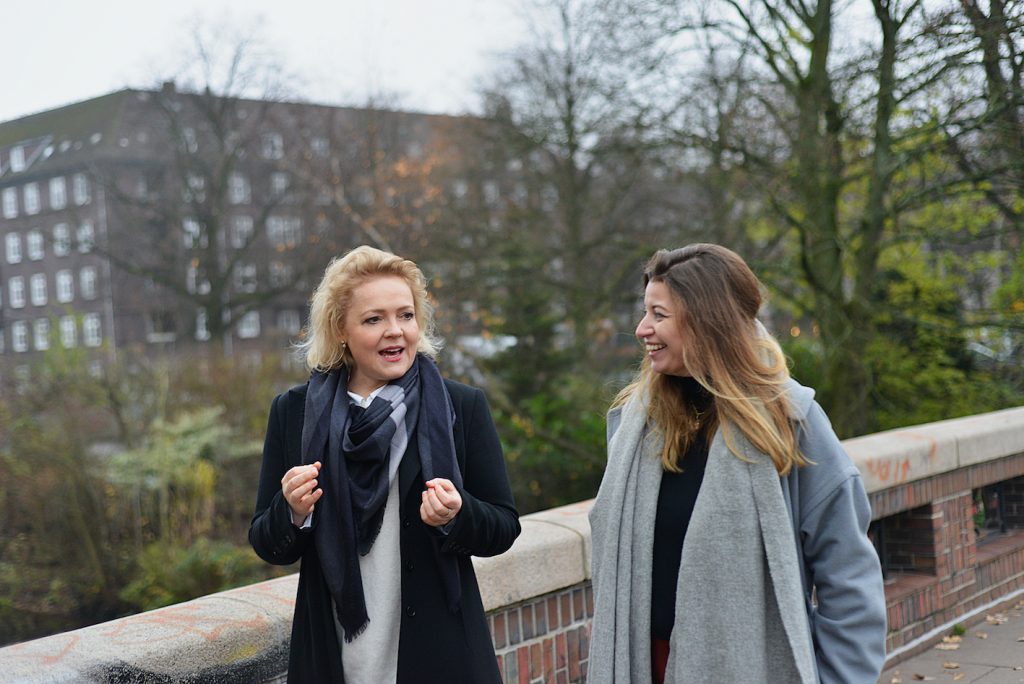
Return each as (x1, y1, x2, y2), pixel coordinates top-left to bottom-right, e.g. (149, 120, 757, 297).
(651, 377, 714, 641)
(651, 434, 709, 640)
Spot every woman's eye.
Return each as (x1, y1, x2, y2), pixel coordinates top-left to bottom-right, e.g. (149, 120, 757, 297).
(364, 316, 381, 325)
(400, 311, 415, 321)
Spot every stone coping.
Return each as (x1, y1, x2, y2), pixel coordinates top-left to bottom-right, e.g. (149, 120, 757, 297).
(4, 404, 1024, 680)
(843, 406, 1024, 494)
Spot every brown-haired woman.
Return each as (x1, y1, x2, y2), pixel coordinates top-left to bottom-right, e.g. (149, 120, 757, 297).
(249, 245, 520, 683)
(587, 244, 886, 683)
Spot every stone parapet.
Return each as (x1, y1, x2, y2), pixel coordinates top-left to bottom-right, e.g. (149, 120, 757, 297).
(5, 405, 1024, 680)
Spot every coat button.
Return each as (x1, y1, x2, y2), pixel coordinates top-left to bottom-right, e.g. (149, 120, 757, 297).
(404, 561, 414, 572)
(402, 517, 411, 528)
(405, 606, 416, 617)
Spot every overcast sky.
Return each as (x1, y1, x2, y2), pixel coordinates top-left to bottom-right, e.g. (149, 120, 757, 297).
(3, 0, 527, 123)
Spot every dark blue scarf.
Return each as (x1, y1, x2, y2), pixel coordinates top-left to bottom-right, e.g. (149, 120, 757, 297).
(301, 353, 463, 641)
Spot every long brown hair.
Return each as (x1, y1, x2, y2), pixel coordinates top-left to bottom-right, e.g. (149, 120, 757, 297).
(615, 244, 807, 475)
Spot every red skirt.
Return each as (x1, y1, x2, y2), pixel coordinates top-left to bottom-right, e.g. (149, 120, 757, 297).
(652, 639, 670, 684)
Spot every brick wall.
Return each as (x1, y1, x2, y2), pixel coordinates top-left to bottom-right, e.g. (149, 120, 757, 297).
(490, 584, 593, 684)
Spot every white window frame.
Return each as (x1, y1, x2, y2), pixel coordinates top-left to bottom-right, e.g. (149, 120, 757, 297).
(234, 263, 258, 293)
(34, 319, 50, 351)
(77, 221, 95, 253)
(49, 177, 67, 210)
(53, 223, 71, 256)
(6, 233, 22, 263)
(23, 183, 40, 215)
(30, 273, 47, 306)
(72, 173, 91, 205)
(80, 267, 97, 300)
(230, 215, 254, 248)
(83, 313, 102, 347)
(56, 270, 74, 303)
(261, 132, 284, 160)
(277, 309, 301, 334)
(60, 316, 77, 348)
(237, 311, 260, 338)
(9, 146, 26, 172)
(12, 321, 28, 352)
(8, 276, 25, 308)
(271, 172, 289, 195)
(195, 308, 211, 341)
(229, 173, 251, 204)
(26, 230, 44, 260)
(2, 188, 17, 218)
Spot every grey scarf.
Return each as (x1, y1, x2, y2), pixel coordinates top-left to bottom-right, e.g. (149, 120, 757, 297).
(587, 391, 817, 683)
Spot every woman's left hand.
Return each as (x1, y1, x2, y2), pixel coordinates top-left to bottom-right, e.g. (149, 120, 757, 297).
(420, 478, 463, 527)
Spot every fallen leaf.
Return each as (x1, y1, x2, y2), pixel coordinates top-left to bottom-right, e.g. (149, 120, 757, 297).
(942, 661, 960, 669)
(975, 631, 989, 639)
(889, 676, 903, 684)
(935, 642, 960, 651)
(1017, 635, 1024, 642)
(1014, 666, 1023, 671)
(943, 635, 962, 643)
(911, 675, 934, 681)
(986, 613, 1009, 625)
(953, 675, 965, 682)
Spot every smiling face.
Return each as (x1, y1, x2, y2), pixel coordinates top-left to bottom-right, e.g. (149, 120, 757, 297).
(635, 279, 693, 378)
(341, 275, 420, 396)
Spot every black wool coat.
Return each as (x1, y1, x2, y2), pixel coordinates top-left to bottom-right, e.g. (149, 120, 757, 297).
(249, 378, 521, 684)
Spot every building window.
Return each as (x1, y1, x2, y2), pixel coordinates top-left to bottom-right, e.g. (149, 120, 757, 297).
(261, 132, 284, 159)
(230, 215, 254, 248)
(49, 177, 66, 210)
(34, 319, 50, 351)
(30, 273, 47, 306)
(83, 314, 102, 347)
(182, 218, 207, 248)
(8, 276, 25, 308)
(73, 173, 91, 205)
(237, 311, 260, 338)
(2, 188, 17, 218)
(80, 267, 97, 300)
(269, 260, 293, 287)
(77, 222, 95, 252)
(53, 224, 71, 256)
(182, 127, 198, 153)
(271, 172, 289, 195)
(234, 263, 258, 293)
(12, 321, 28, 352)
(146, 311, 177, 343)
(60, 316, 76, 348)
(5, 233, 21, 263)
(23, 183, 40, 215)
(56, 270, 74, 303)
(267, 216, 302, 249)
(9, 146, 26, 172)
(311, 136, 329, 157)
(229, 173, 251, 204)
(277, 309, 301, 334)
(195, 308, 211, 341)
(184, 173, 206, 203)
(26, 230, 44, 260)
(186, 263, 211, 295)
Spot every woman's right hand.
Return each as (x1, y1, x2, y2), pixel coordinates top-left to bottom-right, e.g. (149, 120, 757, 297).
(282, 461, 322, 526)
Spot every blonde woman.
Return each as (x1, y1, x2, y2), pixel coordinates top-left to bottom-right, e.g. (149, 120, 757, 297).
(587, 244, 886, 683)
(249, 246, 520, 683)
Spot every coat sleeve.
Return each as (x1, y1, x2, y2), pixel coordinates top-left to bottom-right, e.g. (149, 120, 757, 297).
(798, 404, 887, 684)
(249, 391, 313, 566)
(442, 387, 521, 558)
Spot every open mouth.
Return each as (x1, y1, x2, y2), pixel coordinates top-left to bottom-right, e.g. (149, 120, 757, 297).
(380, 346, 404, 360)
(645, 343, 666, 353)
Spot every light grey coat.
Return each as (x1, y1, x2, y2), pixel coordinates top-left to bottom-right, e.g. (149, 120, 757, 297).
(588, 380, 886, 683)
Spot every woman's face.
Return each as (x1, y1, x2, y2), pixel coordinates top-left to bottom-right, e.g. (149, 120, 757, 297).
(341, 275, 420, 396)
(636, 280, 692, 378)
